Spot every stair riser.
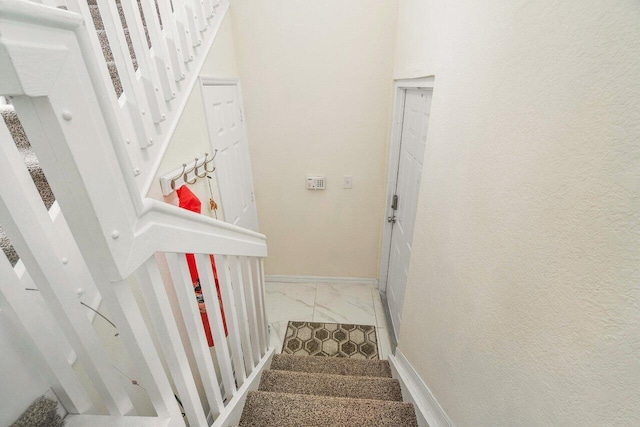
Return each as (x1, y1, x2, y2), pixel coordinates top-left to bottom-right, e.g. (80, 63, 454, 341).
(239, 391, 418, 427)
(270, 354, 393, 378)
(259, 369, 403, 402)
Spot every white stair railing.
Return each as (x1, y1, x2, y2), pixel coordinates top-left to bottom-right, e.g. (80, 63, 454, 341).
(48, 0, 229, 194)
(0, 1, 271, 426)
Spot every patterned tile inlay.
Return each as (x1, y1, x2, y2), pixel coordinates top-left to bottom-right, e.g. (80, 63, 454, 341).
(282, 321, 379, 360)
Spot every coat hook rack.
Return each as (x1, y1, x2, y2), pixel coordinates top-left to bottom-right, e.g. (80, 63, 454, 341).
(159, 150, 218, 196)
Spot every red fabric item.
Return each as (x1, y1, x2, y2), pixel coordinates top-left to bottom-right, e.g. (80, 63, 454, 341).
(176, 186, 228, 347)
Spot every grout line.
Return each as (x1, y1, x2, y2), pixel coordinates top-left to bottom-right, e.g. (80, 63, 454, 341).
(311, 283, 318, 322)
(371, 287, 379, 328)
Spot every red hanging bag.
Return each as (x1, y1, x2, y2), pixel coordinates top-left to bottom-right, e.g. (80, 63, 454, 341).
(176, 186, 228, 347)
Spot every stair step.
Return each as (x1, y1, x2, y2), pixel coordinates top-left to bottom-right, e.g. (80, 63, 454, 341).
(107, 58, 138, 98)
(97, 29, 135, 63)
(259, 369, 403, 402)
(0, 106, 55, 210)
(1, 106, 28, 151)
(240, 391, 418, 427)
(89, 4, 126, 32)
(107, 62, 123, 98)
(270, 354, 392, 378)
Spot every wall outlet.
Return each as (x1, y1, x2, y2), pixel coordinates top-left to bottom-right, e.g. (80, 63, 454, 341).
(343, 175, 353, 189)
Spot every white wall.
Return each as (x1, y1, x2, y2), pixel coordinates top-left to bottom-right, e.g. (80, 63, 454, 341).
(231, 0, 399, 278)
(395, 1, 640, 425)
(393, 0, 437, 79)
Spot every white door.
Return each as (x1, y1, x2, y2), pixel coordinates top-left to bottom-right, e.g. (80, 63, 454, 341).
(202, 82, 259, 231)
(386, 88, 432, 337)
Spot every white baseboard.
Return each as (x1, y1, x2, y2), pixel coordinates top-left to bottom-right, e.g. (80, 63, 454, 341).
(210, 348, 275, 427)
(265, 275, 378, 288)
(389, 349, 454, 427)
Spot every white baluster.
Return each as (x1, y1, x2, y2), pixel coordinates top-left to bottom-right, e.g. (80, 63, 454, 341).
(138, 0, 177, 101)
(119, 0, 168, 123)
(156, 0, 187, 81)
(229, 256, 256, 372)
(241, 257, 262, 363)
(88, 0, 155, 149)
(250, 257, 267, 355)
(105, 278, 185, 423)
(259, 258, 269, 350)
(203, 0, 214, 18)
(180, 0, 201, 47)
(213, 255, 248, 385)
(186, 0, 207, 33)
(136, 258, 207, 426)
(0, 129, 133, 416)
(172, 0, 196, 60)
(166, 252, 225, 418)
(0, 255, 93, 415)
(194, 253, 237, 399)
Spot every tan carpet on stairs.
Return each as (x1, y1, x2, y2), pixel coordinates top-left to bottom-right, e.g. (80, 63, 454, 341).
(239, 353, 418, 426)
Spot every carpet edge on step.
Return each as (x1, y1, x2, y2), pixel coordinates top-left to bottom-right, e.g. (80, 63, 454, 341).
(239, 390, 418, 427)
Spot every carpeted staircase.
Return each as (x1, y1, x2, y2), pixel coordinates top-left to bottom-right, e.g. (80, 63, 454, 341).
(239, 354, 418, 426)
(3, 4, 418, 426)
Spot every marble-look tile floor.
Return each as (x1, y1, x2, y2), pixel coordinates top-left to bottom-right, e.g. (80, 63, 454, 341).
(265, 282, 393, 359)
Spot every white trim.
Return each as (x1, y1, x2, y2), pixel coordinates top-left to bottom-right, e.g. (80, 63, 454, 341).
(390, 349, 454, 427)
(265, 275, 378, 288)
(394, 76, 435, 88)
(211, 347, 275, 427)
(379, 76, 435, 293)
(199, 76, 240, 86)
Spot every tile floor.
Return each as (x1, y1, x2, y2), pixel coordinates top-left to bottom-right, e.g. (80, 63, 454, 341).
(265, 282, 393, 359)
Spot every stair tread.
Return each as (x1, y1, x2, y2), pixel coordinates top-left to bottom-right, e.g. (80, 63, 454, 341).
(259, 369, 403, 402)
(89, 4, 126, 32)
(97, 29, 135, 64)
(271, 354, 392, 378)
(240, 391, 418, 427)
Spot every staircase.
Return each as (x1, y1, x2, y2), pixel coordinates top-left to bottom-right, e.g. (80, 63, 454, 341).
(1, 1, 417, 425)
(0, 0, 272, 425)
(239, 354, 418, 426)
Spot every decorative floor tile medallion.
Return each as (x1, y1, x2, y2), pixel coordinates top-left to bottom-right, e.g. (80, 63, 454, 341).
(282, 321, 379, 360)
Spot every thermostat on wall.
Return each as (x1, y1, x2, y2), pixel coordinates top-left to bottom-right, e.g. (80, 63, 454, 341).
(307, 176, 326, 190)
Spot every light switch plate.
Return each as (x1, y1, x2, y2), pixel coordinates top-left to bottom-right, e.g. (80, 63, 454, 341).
(343, 175, 353, 189)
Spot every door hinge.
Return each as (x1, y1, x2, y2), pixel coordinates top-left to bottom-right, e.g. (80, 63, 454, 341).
(240, 107, 244, 123)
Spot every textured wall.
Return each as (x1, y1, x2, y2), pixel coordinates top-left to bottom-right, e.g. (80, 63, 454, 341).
(393, 0, 437, 79)
(231, 0, 398, 278)
(396, 0, 640, 425)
